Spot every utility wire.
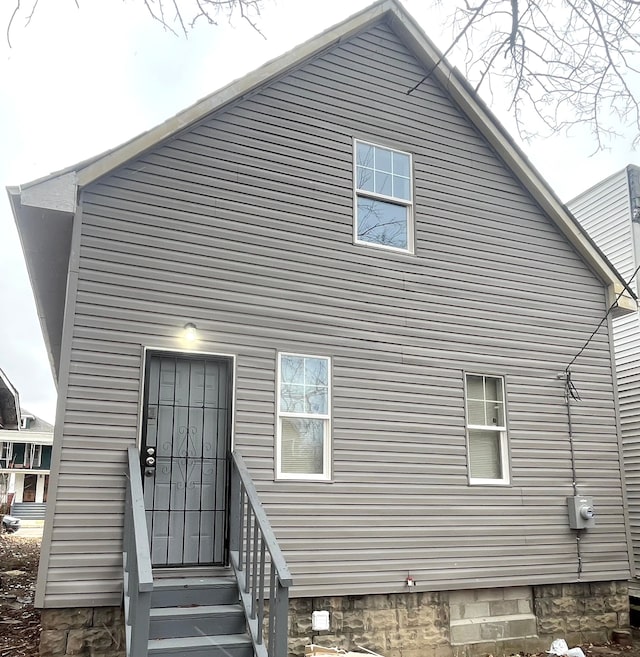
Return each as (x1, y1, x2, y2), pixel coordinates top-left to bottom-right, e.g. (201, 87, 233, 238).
(562, 268, 639, 580)
(565, 264, 640, 373)
(406, 0, 490, 96)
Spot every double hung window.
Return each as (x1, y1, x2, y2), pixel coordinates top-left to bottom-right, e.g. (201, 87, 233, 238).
(277, 353, 331, 480)
(354, 140, 413, 252)
(465, 374, 509, 485)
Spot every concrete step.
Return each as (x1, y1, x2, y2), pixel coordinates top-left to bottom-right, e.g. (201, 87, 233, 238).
(147, 632, 253, 657)
(149, 603, 246, 639)
(151, 576, 239, 608)
(11, 502, 47, 519)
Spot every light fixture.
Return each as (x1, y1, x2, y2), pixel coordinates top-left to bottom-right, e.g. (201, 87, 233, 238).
(183, 322, 197, 342)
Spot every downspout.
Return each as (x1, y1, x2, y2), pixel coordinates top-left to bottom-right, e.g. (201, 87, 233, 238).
(629, 166, 640, 291)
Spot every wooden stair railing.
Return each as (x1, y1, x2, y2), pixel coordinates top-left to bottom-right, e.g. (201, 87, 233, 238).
(229, 451, 293, 657)
(123, 445, 153, 657)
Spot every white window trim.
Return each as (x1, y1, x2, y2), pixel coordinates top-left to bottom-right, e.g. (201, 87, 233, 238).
(353, 139, 414, 254)
(464, 372, 510, 486)
(276, 352, 331, 482)
(29, 444, 43, 468)
(0, 442, 12, 469)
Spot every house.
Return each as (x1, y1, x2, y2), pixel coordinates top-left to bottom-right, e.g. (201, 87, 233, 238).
(567, 165, 640, 605)
(0, 368, 53, 517)
(0, 367, 20, 511)
(7, 2, 638, 656)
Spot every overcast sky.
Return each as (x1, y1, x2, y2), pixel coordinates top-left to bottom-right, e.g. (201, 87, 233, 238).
(0, 0, 637, 424)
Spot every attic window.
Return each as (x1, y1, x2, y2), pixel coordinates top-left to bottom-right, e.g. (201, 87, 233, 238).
(354, 140, 413, 253)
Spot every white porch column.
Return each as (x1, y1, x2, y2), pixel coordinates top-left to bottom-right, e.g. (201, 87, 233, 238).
(14, 473, 24, 503)
(36, 474, 46, 503)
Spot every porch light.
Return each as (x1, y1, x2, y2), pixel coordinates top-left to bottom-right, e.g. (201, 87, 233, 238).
(183, 322, 197, 343)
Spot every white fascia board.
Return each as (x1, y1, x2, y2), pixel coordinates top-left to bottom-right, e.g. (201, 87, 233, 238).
(75, 0, 394, 187)
(0, 369, 19, 403)
(0, 430, 54, 445)
(0, 468, 51, 475)
(18, 171, 77, 213)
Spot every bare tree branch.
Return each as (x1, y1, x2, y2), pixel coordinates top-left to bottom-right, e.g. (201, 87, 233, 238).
(408, 0, 491, 95)
(6, 0, 21, 48)
(431, 0, 640, 148)
(7, 0, 265, 45)
(7, 0, 640, 150)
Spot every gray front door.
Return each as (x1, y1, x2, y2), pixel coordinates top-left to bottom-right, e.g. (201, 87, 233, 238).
(142, 353, 232, 567)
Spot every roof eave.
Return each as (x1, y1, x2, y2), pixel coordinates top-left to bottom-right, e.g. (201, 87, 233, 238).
(9, 0, 635, 315)
(384, 9, 636, 312)
(7, 186, 75, 385)
(75, 0, 397, 187)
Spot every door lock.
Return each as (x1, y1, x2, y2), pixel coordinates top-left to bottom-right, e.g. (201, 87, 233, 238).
(143, 446, 156, 474)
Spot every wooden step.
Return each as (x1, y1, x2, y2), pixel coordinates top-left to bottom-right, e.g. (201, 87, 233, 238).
(151, 576, 239, 607)
(147, 632, 253, 657)
(149, 603, 246, 639)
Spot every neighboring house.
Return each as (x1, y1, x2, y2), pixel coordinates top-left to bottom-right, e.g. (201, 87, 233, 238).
(4, 412, 54, 516)
(568, 165, 640, 595)
(0, 368, 20, 510)
(7, 2, 639, 657)
(0, 368, 53, 518)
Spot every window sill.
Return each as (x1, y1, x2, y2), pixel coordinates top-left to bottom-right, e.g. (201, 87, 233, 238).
(275, 474, 332, 482)
(469, 478, 511, 486)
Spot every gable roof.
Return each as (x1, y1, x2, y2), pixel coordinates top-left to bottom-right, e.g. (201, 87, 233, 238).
(0, 368, 20, 430)
(7, 0, 636, 382)
(20, 409, 54, 433)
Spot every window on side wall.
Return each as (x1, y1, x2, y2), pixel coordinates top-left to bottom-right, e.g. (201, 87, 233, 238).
(277, 353, 331, 481)
(0, 442, 12, 468)
(354, 140, 413, 253)
(28, 444, 42, 468)
(464, 374, 509, 485)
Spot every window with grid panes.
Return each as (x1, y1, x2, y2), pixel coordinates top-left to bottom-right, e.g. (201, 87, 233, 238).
(277, 353, 331, 480)
(354, 140, 413, 253)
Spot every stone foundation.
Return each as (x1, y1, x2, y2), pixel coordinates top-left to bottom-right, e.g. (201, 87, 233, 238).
(36, 582, 629, 657)
(39, 607, 125, 657)
(288, 582, 630, 657)
(534, 582, 630, 646)
(288, 592, 451, 657)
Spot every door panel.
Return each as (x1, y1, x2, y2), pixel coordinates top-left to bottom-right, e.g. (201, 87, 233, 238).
(23, 474, 37, 502)
(142, 353, 232, 567)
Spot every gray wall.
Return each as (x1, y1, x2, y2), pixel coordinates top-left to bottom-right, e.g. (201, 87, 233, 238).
(569, 168, 640, 576)
(39, 19, 630, 607)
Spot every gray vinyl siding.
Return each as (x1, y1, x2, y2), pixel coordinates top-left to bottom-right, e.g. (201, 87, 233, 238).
(569, 169, 640, 575)
(568, 170, 635, 286)
(39, 20, 629, 607)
